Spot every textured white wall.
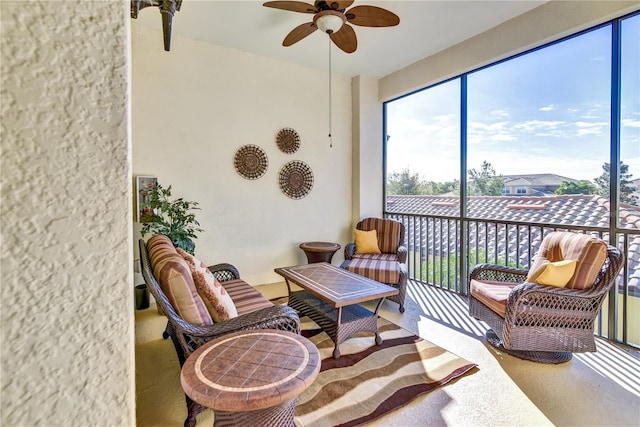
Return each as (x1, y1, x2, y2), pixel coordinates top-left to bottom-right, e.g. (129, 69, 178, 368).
(132, 24, 353, 285)
(1, 2, 133, 426)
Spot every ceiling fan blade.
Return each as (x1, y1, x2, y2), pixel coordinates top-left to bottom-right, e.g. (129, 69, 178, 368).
(325, 1, 354, 11)
(330, 23, 357, 53)
(283, 22, 318, 46)
(263, 1, 317, 13)
(345, 5, 400, 27)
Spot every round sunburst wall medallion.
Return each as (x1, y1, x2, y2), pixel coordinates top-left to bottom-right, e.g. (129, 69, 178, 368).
(234, 145, 268, 180)
(276, 128, 300, 154)
(279, 160, 313, 199)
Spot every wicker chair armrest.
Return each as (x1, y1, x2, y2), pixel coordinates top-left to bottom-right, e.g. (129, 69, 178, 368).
(504, 282, 606, 326)
(397, 245, 407, 264)
(469, 263, 528, 284)
(344, 243, 356, 260)
(207, 263, 240, 282)
(176, 305, 301, 359)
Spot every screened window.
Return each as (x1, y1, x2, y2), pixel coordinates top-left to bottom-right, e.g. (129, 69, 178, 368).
(620, 14, 640, 228)
(466, 26, 611, 222)
(385, 79, 461, 215)
(383, 12, 639, 348)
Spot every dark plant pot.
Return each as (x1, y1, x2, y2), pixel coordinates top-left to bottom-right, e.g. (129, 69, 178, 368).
(135, 284, 149, 310)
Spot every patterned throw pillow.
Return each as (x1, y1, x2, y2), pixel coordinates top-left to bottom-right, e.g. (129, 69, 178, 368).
(177, 248, 238, 322)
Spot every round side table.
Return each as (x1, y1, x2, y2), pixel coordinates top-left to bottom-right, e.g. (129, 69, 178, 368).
(180, 329, 320, 427)
(299, 241, 341, 264)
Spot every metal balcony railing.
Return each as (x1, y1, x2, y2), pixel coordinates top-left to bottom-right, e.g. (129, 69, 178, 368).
(385, 211, 640, 349)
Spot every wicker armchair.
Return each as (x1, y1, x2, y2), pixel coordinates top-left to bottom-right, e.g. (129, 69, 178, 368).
(341, 217, 408, 312)
(138, 239, 300, 427)
(468, 232, 623, 363)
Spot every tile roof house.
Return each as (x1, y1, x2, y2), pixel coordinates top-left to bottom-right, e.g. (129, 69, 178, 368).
(386, 194, 640, 295)
(501, 173, 577, 196)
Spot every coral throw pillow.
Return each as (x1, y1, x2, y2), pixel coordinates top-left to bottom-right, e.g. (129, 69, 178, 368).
(354, 229, 381, 255)
(177, 248, 238, 322)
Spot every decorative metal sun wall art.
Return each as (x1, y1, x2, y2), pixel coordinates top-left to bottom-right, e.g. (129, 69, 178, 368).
(276, 128, 301, 154)
(279, 160, 314, 199)
(234, 144, 268, 180)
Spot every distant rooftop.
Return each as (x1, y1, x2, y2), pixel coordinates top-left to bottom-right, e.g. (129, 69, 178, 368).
(387, 194, 640, 229)
(502, 173, 578, 186)
(386, 194, 640, 293)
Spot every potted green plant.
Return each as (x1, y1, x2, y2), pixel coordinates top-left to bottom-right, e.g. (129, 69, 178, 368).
(140, 183, 203, 254)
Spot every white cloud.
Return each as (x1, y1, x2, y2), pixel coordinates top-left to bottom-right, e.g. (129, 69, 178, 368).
(539, 105, 555, 112)
(512, 120, 565, 132)
(622, 119, 640, 128)
(574, 121, 608, 137)
(434, 114, 455, 123)
(467, 121, 517, 143)
(468, 121, 509, 132)
(577, 128, 603, 136)
(574, 121, 607, 128)
(492, 134, 517, 141)
(490, 110, 509, 117)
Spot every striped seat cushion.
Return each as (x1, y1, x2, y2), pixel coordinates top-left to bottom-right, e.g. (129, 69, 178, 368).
(222, 279, 273, 316)
(527, 232, 607, 290)
(352, 253, 399, 262)
(345, 257, 401, 284)
(470, 279, 519, 318)
(359, 218, 402, 254)
(147, 235, 213, 326)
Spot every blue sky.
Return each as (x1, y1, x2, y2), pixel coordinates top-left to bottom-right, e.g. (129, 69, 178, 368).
(386, 14, 639, 184)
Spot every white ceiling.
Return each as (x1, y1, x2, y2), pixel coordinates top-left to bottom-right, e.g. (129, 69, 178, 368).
(132, 0, 548, 78)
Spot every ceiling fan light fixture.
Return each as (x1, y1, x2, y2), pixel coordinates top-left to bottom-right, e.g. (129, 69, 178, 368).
(314, 10, 345, 34)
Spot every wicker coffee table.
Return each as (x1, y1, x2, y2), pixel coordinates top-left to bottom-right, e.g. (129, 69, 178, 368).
(180, 329, 320, 427)
(275, 262, 398, 359)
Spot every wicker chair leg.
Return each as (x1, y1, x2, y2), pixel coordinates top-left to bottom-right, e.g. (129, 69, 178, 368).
(184, 396, 206, 427)
(485, 329, 572, 364)
(387, 292, 405, 313)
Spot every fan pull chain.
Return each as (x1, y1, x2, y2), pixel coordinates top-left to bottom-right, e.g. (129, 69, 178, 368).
(328, 36, 333, 148)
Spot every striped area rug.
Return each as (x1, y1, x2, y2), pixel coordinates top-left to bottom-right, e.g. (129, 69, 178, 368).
(294, 317, 477, 427)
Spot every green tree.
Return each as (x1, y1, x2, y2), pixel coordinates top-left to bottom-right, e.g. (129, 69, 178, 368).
(555, 180, 597, 195)
(468, 161, 504, 196)
(594, 161, 638, 205)
(432, 180, 460, 195)
(387, 168, 427, 195)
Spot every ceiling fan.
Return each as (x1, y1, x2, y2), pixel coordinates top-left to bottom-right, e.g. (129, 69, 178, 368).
(263, 1, 400, 53)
